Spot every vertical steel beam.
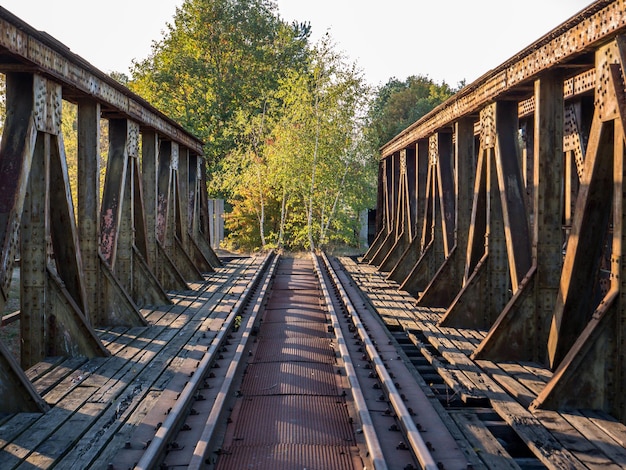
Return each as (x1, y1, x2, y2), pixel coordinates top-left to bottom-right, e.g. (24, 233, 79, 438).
(114, 121, 140, 294)
(20, 74, 109, 368)
(49, 133, 90, 317)
(141, 130, 158, 268)
(176, 148, 212, 273)
(21, 132, 48, 367)
(0, 73, 36, 317)
(456, 120, 477, 275)
(364, 157, 395, 264)
(421, 140, 436, 253)
(547, 41, 622, 369)
(400, 133, 452, 295)
(195, 162, 221, 268)
(419, 118, 475, 307)
(474, 72, 564, 361)
(532, 73, 565, 360)
(485, 106, 514, 322)
(546, 108, 613, 368)
(97, 119, 147, 324)
(188, 154, 198, 236)
(465, 145, 488, 281)
(375, 160, 385, 235)
(370, 154, 401, 266)
(156, 141, 189, 289)
(563, 103, 585, 241)
(533, 55, 625, 416)
(100, 119, 129, 270)
(486, 143, 510, 321)
(379, 149, 412, 271)
(494, 102, 533, 292)
(406, 146, 417, 237)
(167, 144, 202, 279)
(0, 73, 48, 412)
(390, 152, 398, 234)
(441, 103, 514, 329)
(179, 148, 190, 249)
(117, 151, 133, 293)
(133, 156, 149, 262)
(610, 94, 625, 420)
(387, 141, 428, 284)
(437, 131, 455, 258)
(184, 153, 213, 271)
(157, 141, 173, 247)
(77, 99, 101, 324)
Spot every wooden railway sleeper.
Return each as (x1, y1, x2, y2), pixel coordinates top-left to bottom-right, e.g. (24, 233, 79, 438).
(134, 252, 276, 470)
(322, 252, 483, 470)
(318, 252, 441, 470)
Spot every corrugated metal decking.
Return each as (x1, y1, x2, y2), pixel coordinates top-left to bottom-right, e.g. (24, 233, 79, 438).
(215, 257, 364, 469)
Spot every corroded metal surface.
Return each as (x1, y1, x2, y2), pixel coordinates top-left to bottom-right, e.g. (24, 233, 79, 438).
(0, 6, 218, 415)
(241, 362, 341, 395)
(381, 1, 624, 156)
(222, 395, 355, 446)
(369, 0, 626, 429)
(0, 8, 203, 153)
(215, 256, 363, 469)
(216, 444, 360, 470)
(254, 337, 335, 363)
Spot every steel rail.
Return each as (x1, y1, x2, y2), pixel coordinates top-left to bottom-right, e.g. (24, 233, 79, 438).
(320, 252, 439, 470)
(134, 252, 275, 470)
(311, 252, 388, 470)
(187, 252, 279, 469)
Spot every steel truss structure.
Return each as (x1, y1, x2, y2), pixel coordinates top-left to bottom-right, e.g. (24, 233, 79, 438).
(0, 8, 219, 412)
(365, 0, 626, 422)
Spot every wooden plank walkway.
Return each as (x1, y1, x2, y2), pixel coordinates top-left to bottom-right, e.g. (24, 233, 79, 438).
(338, 255, 626, 470)
(0, 255, 265, 469)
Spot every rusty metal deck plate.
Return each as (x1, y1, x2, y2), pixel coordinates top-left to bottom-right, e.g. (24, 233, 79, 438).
(221, 395, 355, 446)
(253, 337, 336, 364)
(241, 361, 341, 395)
(215, 443, 360, 470)
(264, 290, 323, 310)
(215, 256, 362, 470)
(272, 273, 320, 290)
(259, 321, 330, 338)
(262, 307, 327, 323)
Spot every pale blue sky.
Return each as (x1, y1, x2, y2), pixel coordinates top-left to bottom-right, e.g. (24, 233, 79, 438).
(1, 0, 593, 87)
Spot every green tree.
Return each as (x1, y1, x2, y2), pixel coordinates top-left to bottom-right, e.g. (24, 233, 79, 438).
(129, 0, 310, 168)
(367, 75, 457, 151)
(218, 37, 375, 251)
(128, 0, 379, 252)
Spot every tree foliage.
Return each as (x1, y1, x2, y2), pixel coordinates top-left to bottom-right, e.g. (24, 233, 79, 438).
(126, 0, 459, 252)
(130, 0, 376, 252)
(367, 75, 457, 151)
(129, 0, 310, 168)
(215, 38, 375, 251)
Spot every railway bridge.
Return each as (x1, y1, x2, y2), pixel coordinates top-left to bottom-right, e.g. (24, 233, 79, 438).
(2, 1, 626, 469)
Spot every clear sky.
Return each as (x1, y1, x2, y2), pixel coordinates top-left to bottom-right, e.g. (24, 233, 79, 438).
(0, 0, 593, 88)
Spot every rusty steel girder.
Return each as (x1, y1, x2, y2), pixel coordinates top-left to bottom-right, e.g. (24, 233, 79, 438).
(0, 8, 219, 412)
(371, 1, 626, 423)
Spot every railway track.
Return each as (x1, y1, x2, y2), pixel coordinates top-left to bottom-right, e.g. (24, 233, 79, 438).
(113, 252, 473, 470)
